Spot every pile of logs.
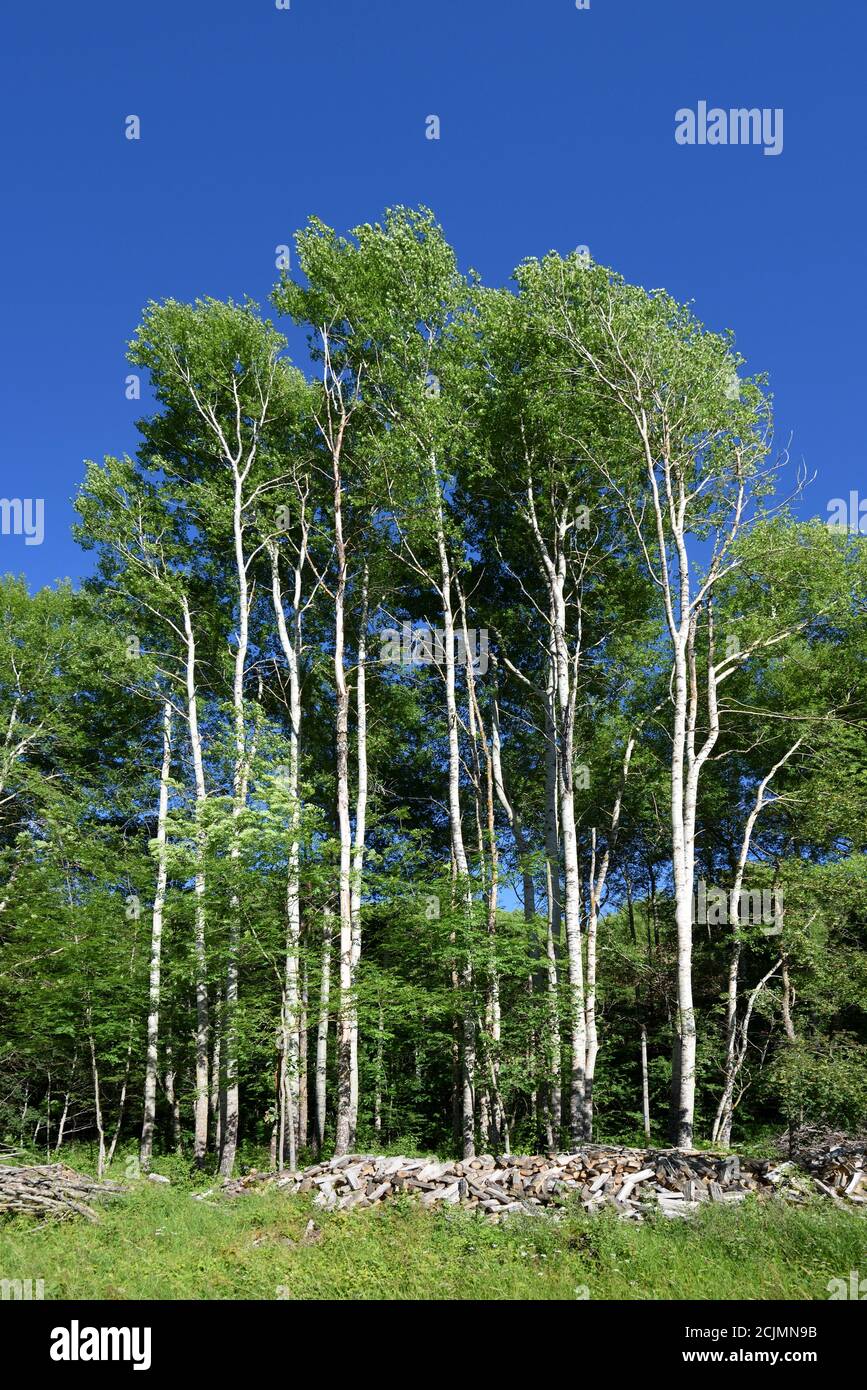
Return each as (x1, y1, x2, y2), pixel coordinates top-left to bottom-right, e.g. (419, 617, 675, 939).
(791, 1142, 865, 1208)
(224, 1144, 867, 1222)
(0, 1164, 126, 1222)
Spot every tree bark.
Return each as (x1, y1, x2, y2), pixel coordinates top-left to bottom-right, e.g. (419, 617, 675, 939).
(269, 540, 306, 1167)
(435, 478, 475, 1158)
(333, 418, 355, 1157)
(315, 904, 333, 1155)
(347, 564, 369, 1145)
(219, 457, 253, 1178)
(140, 700, 173, 1172)
(182, 595, 210, 1167)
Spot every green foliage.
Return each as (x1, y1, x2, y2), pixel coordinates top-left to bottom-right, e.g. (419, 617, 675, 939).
(1, 206, 865, 1176)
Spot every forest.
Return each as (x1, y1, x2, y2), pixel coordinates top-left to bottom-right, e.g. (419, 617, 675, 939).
(2, 206, 866, 1181)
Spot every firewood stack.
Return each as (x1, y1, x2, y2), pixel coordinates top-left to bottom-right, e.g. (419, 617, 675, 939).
(792, 1142, 866, 1207)
(0, 1163, 127, 1221)
(223, 1142, 867, 1222)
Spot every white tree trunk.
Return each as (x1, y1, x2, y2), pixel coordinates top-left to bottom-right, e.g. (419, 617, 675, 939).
(348, 566, 369, 1144)
(641, 1023, 651, 1143)
(140, 700, 173, 1171)
(219, 466, 252, 1177)
(182, 596, 210, 1167)
(269, 541, 306, 1166)
(551, 572, 588, 1141)
(544, 665, 562, 1143)
(712, 743, 801, 1146)
(435, 488, 475, 1158)
(333, 441, 355, 1157)
(315, 905, 333, 1154)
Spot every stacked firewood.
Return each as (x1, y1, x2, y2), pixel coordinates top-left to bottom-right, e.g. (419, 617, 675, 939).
(223, 1144, 867, 1222)
(791, 1142, 866, 1207)
(0, 1163, 126, 1222)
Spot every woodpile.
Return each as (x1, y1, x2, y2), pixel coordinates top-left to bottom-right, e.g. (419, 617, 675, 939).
(792, 1142, 866, 1207)
(0, 1164, 126, 1222)
(223, 1143, 867, 1222)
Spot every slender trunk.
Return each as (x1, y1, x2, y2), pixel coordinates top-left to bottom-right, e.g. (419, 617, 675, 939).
(140, 701, 173, 1171)
(373, 1002, 384, 1135)
(165, 1042, 182, 1153)
(211, 1027, 221, 1156)
(315, 905, 333, 1155)
(713, 750, 800, 1145)
(781, 955, 796, 1042)
(107, 1029, 133, 1169)
(88, 1022, 106, 1179)
(524, 484, 585, 1141)
(269, 541, 305, 1167)
(219, 466, 251, 1178)
(719, 959, 783, 1144)
(435, 488, 475, 1158)
(641, 1023, 651, 1143)
(298, 959, 308, 1152)
(584, 734, 635, 1138)
(278, 1001, 297, 1172)
(544, 668, 562, 1144)
(553, 580, 587, 1142)
(584, 832, 599, 1136)
(347, 565, 369, 1145)
(333, 442, 355, 1156)
(182, 596, 210, 1168)
(462, 589, 504, 1151)
(54, 1051, 76, 1156)
(670, 627, 696, 1147)
(668, 1023, 682, 1145)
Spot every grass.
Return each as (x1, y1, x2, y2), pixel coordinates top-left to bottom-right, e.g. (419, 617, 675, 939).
(1, 1171, 865, 1300)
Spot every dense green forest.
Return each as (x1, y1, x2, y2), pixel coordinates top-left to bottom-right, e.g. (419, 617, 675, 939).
(2, 207, 866, 1177)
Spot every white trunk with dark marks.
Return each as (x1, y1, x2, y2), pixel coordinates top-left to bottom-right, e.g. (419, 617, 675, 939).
(140, 701, 173, 1171)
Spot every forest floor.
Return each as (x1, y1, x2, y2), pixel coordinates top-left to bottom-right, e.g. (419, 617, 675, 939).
(1, 1149, 865, 1300)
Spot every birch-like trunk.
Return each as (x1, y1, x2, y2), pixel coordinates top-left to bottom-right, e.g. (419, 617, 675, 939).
(463, 598, 505, 1152)
(54, 1051, 76, 1155)
(347, 565, 369, 1145)
(584, 733, 635, 1138)
(269, 540, 306, 1166)
(140, 700, 173, 1171)
(524, 478, 586, 1142)
(182, 596, 210, 1167)
(543, 663, 562, 1143)
(373, 1002, 384, 1135)
(315, 904, 333, 1155)
(435, 485, 475, 1158)
(298, 960, 308, 1152)
(333, 435, 355, 1156)
(88, 1020, 106, 1179)
(712, 748, 800, 1145)
(551, 573, 587, 1141)
(219, 464, 252, 1178)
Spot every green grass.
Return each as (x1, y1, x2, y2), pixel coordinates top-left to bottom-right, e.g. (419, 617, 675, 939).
(2, 1178, 865, 1300)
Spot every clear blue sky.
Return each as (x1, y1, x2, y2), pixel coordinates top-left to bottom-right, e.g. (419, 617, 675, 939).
(1, 0, 864, 590)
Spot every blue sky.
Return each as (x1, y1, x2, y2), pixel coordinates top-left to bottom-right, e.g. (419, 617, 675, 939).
(1, 0, 864, 589)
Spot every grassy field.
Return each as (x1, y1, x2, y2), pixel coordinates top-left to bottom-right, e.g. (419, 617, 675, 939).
(1, 1157, 865, 1300)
